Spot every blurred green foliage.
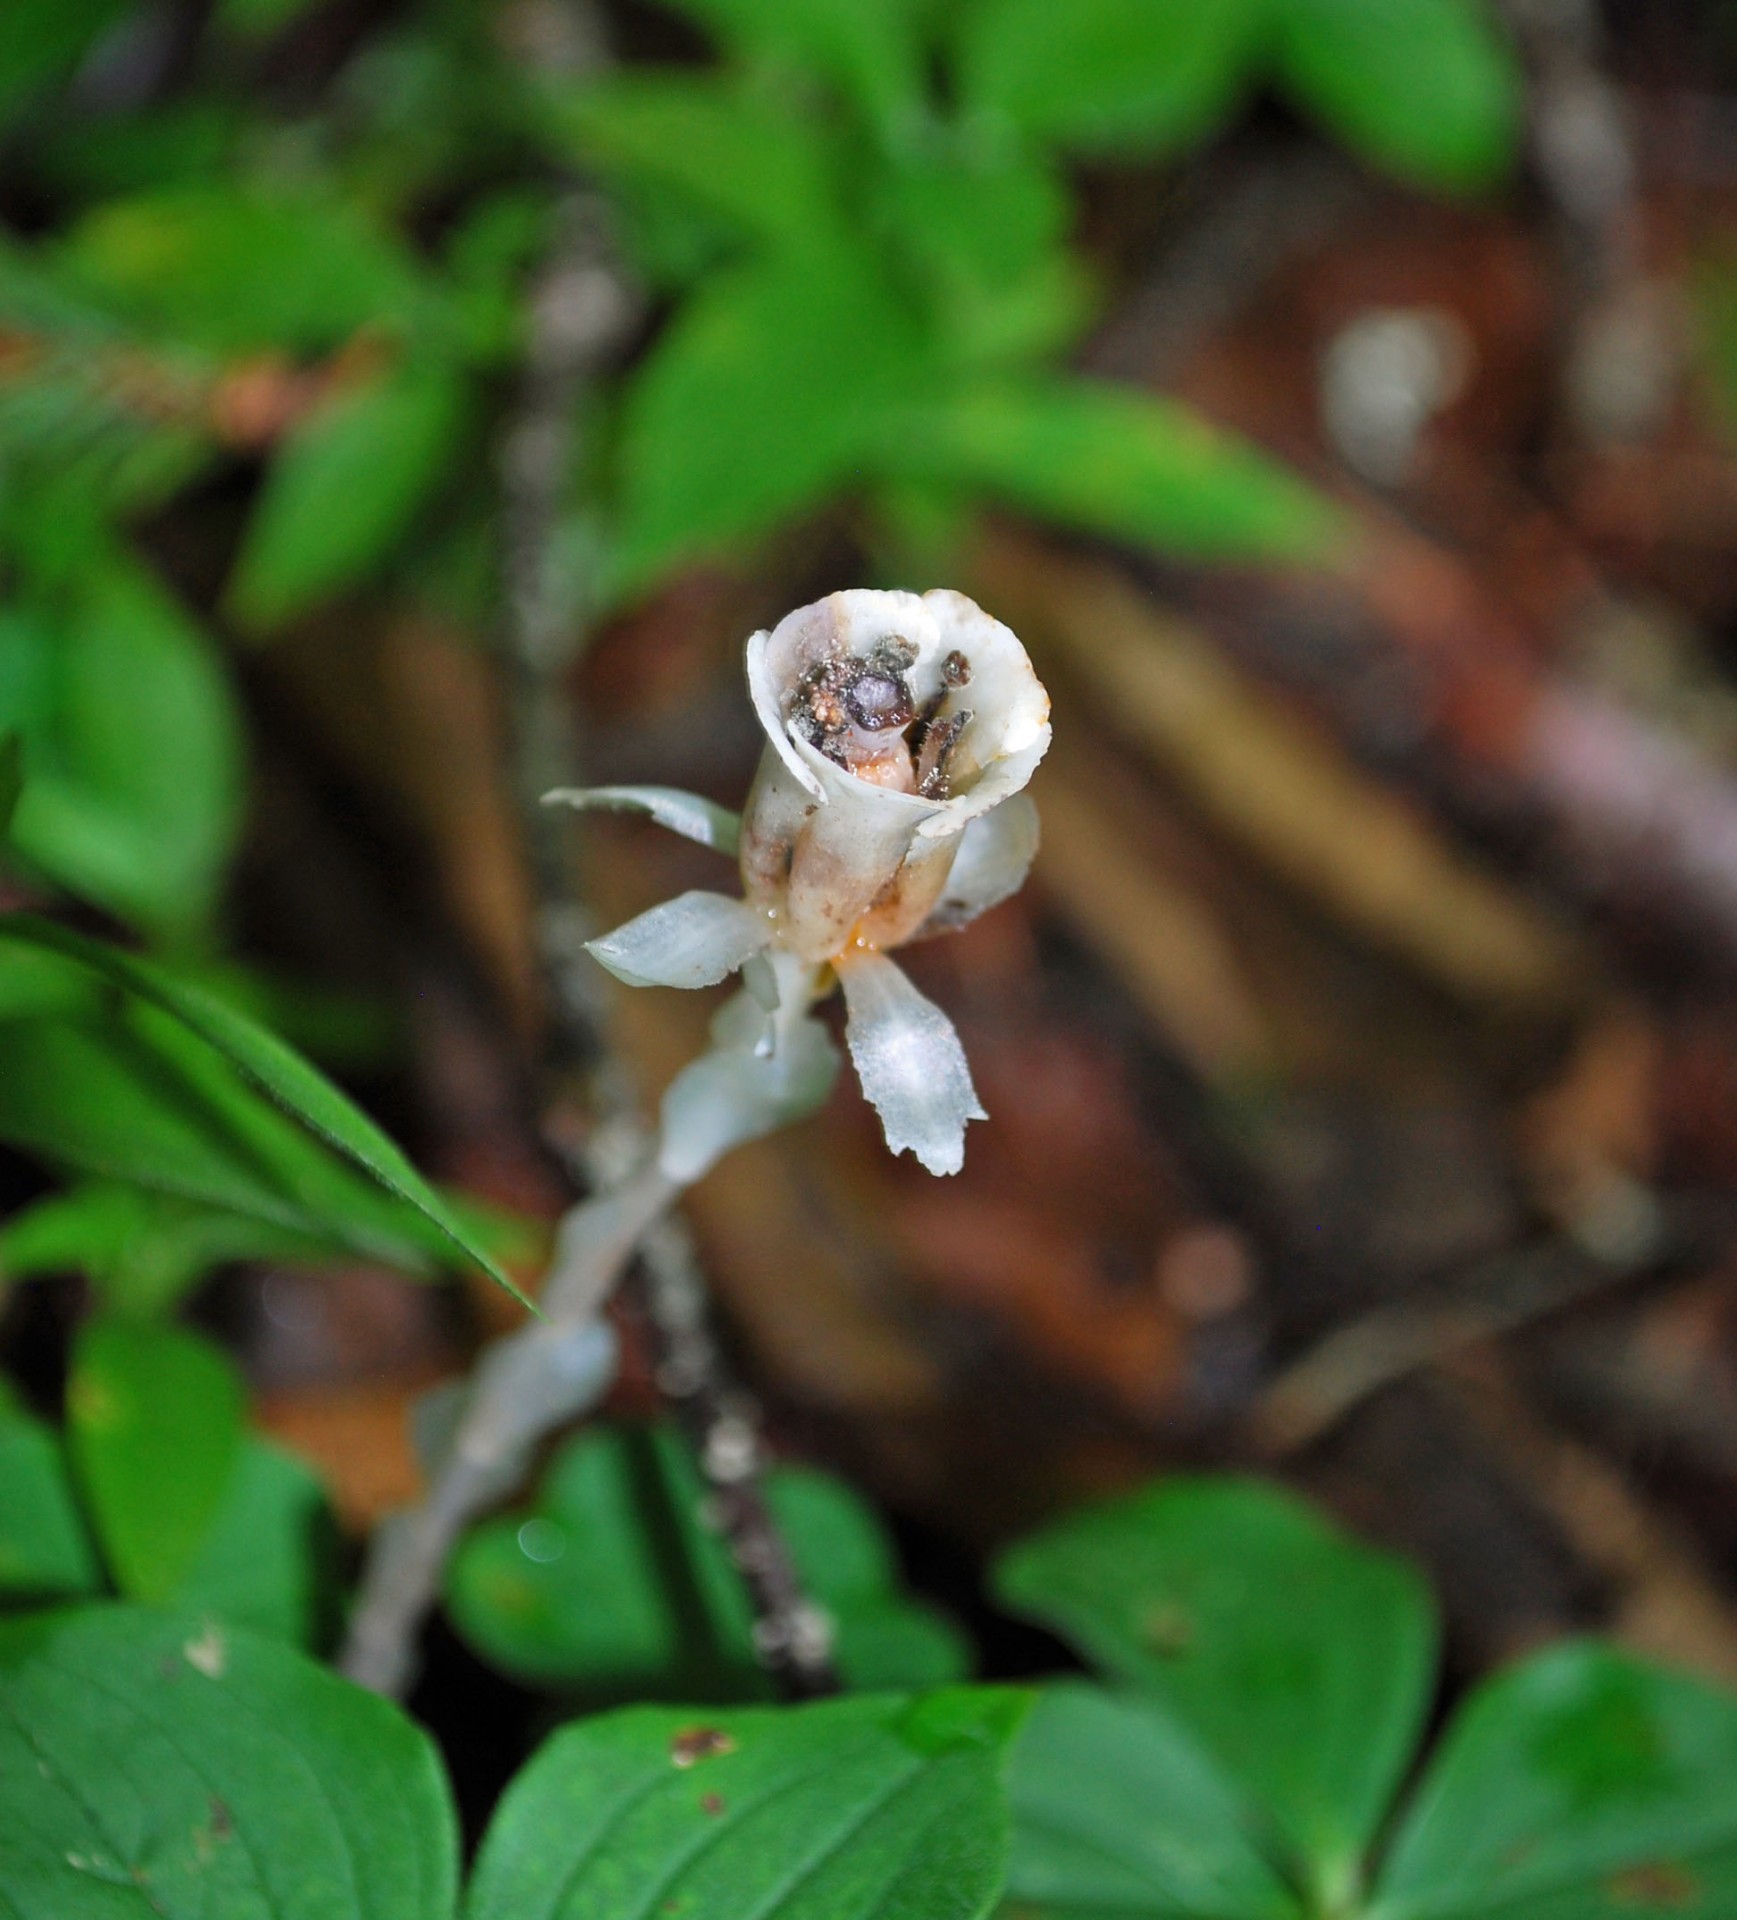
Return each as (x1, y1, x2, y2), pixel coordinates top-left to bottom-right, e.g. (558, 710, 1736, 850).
(0, 0, 1522, 1343)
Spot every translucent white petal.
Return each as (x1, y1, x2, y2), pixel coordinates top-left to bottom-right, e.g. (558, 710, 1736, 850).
(658, 993, 840, 1181)
(542, 784, 741, 858)
(585, 890, 771, 989)
(839, 951, 986, 1176)
(915, 793, 1041, 938)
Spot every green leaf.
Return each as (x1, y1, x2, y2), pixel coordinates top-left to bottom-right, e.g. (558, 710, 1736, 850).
(609, 242, 932, 595)
(869, 140, 1088, 370)
(1372, 1643, 1737, 1920)
(954, 0, 1261, 159)
(1271, 0, 1522, 195)
(177, 1439, 336, 1648)
(447, 1422, 969, 1700)
(0, 1178, 339, 1318)
(227, 361, 469, 630)
(467, 1686, 1026, 1920)
(4, 555, 244, 942)
(67, 1318, 245, 1604)
(0, 1008, 460, 1277)
(0, 914, 529, 1305)
(0, 1603, 459, 1919)
(893, 378, 1343, 562)
(0, 733, 21, 839)
(995, 1476, 1438, 1903)
(546, 75, 840, 250)
(0, 0, 129, 129)
(0, 1400, 102, 1604)
(61, 182, 436, 354)
(1007, 1683, 1304, 1920)
(656, 0, 928, 135)
(0, 938, 96, 1023)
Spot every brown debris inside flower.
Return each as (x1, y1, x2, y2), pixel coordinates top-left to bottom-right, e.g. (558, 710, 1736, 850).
(790, 636, 973, 800)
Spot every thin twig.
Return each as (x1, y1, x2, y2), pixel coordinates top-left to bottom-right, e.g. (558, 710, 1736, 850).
(1248, 1226, 1680, 1455)
(633, 1212, 838, 1696)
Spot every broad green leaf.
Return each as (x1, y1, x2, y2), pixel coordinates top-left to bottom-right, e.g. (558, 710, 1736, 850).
(545, 75, 840, 249)
(955, 0, 1261, 159)
(0, 0, 129, 129)
(657, 0, 928, 135)
(608, 241, 932, 596)
(468, 1687, 1027, 1920)
(0, 1178, 339, 1317)
(0, 1604, 459, 1919)
(1372, 1643, 1737, 1920)
(62, 182, 435, 353)
(995, 1477, 1438, 1903)
(894, 378, 1341, 562)
(227, 361, 468, 630)
(177, 1439, 335, 1648)
(1272, 0, 1522, 195)
(67, 1318, 244, 1604)
(4, 556, 243, 942)
(448, 1423, 969, 1700)
(0, 1401, 102, 1604)
(1007, 1683, 1303, 1920)
(0, 915, 528, 1304)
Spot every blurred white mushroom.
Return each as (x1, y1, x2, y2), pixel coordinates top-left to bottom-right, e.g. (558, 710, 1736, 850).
(1319, 306, 1473, 490)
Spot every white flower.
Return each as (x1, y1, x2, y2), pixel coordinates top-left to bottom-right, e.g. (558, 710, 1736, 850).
(546, 589, 1050, 1176)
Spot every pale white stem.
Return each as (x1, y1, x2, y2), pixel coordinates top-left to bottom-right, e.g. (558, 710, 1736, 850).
(338, 1156, 678, 1697)
(338, 969, 836, 1699)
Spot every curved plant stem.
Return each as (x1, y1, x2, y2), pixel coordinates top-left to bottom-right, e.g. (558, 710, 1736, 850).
(338, 1157, 677, 1696)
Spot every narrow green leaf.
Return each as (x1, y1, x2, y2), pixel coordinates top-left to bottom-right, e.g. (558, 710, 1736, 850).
(893, 378, 1344, 563)
(955, 0, 1261, 159)
(0, 0, 129, 129)
(467, 1687, 1027, 1920)
(67, 1318, 244, 1604)
(61, 182, 434, 353)
(0, 733, 21, 839)
(0, 1178, 339, 1318)
(656, 0, 929, 135)
(0, 914, 529, 1305)
(227, 361, 468, 630)
(868, 140, 1086, 370)
(995, 1476, 1438, 1901)
(177, 1439, 336, 1648)
(0, 939, 96, 1023)
(609, 242, 932, 596)
(1373, 1643, 1737, 1920)
(0, 1401, 102, 1604)
(0, 1010, 457, 1276)
(448, 1422, 968, 1700)
(1272, 0, 1522, 195)
(1007, 1683, 1304, 1920)
(0, 1604, 459, 1920)
(545, 75, 840, 249)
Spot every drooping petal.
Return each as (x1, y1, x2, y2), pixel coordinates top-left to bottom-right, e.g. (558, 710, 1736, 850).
(542, 785, 741, 858)
(657, 991, 840, 1182)
(838, 950, 986, 1176)
(585, 890, 771, 989)
(914, 792, 1041, 938)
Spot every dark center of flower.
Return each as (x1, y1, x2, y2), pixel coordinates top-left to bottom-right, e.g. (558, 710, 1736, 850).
(845, 671, 916, 732)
